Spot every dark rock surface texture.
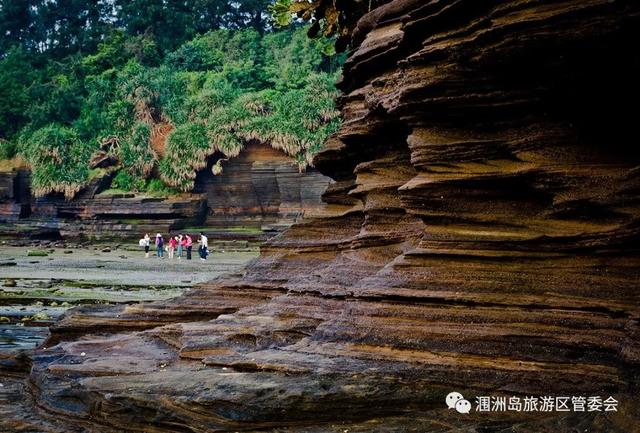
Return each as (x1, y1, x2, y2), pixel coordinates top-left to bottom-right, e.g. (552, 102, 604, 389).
(0, 169, 30, 222)
(2, 1, 640, 432)
(0, 167, 209, 240)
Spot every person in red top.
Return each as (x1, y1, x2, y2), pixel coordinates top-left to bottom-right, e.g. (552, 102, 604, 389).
(168, 235, 177, 259)
(185, 234, 193, 260)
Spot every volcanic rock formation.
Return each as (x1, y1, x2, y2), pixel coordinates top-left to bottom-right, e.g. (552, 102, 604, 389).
(194, 142, 332, 234)
(0, 167, 208, 239)
(0, 143, 329, 240)
(2, 1, 640, 432)
(0, 169, 30, 222)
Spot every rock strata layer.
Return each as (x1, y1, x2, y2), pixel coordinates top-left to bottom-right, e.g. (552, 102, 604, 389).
(0, 143, 329, 240)
(195, 142, 332, 235)
(0, 167, 208, 239)
(2, 1, 640, 432)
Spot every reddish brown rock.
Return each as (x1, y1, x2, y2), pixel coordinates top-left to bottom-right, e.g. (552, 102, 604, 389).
(2, 1, 640, 432)
(28, 194, 207, 239)
(195, 141, 332, 235)
(0, 167, 208, 240)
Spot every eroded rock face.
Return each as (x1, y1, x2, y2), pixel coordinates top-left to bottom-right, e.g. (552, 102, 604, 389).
(0, 169, 30, 222)
(0, 169, 208, 240)
(0, 144, 329, 240)
(2, 1, 640, 432)
(30, 194, 207, 239)
(194, 142, 332, 234)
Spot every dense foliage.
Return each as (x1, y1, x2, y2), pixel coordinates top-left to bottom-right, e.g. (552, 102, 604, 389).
(0, 1, 343, 198)
(20, 124, 91, 199)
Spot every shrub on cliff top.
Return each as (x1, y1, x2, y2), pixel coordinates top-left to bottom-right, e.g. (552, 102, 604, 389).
(119, 122, 156, 179)
(20, 124, 93, 199)
(160, 122, 210, 190)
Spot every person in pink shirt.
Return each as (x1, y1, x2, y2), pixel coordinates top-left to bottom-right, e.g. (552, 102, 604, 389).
(168, 235, 177, 259)
(185, 234, 193, 260)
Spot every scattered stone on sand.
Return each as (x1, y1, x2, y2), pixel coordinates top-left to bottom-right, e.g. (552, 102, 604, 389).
(63, 250, 73, 254)
(101, 247, 111, 253)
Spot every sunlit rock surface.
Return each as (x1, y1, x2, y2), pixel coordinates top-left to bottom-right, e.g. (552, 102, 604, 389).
(2, 1, 640, 432)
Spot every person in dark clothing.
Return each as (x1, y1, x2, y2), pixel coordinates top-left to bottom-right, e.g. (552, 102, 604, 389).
(155, 233, 164, 258)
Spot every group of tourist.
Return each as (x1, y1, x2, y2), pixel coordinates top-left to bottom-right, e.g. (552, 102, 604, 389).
(139, 232, 209, 261)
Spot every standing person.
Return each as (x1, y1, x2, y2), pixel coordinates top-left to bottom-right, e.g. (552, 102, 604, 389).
(185, 234, 193, 260)
(199, 232, 208, 261)
(177, 234, 184, 260)
(142, 233, 150, 258)
(155, 233, 164, 258)
(168, 235, 177, 259)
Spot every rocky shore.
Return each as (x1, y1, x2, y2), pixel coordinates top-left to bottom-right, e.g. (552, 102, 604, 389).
(0, 244, 257, 367)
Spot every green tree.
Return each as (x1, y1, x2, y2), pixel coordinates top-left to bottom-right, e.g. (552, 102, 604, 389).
(115, 0, 196, 53)
(31, 0, 114, 55)
(0, 0, 37, 55)
(27, 57, 85, 128)
(224, 0, 272, 31)
(0, 47, 35, 139)
(262, 28, 324, 90)
(5, 23, 342, 198)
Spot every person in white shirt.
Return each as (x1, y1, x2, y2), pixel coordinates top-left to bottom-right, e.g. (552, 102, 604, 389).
(199, 232, 208, 261)
(142, 233, 150, 258)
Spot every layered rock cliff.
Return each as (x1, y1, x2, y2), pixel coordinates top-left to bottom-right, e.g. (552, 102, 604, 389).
(194, 142, 332, 235)
(0, 143, 329, 240)
(2, 1, 639, 432)
(0, 169, 30, 222)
